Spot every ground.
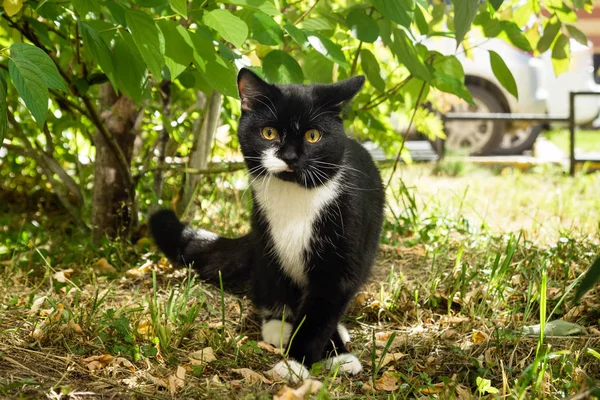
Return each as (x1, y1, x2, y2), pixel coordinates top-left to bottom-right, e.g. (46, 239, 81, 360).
(1, 163, 599, 399)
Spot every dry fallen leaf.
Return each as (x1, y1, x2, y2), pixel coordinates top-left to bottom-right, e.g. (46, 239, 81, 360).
(232, 368, 272, 384)
(142, 371, 168, 388)
(68, 320, 83, 334)
(136, 318, 152, 336)
(168, 366, 186, 394)
(376, 352, 406, 368)
(375, 371, 399, 392)
(472, 330, 489, 344)
(274, 378, 323, 400)
(114, 357, 135, 371)
(82, 354, 114, 372)
(30, 296, 48, 313)
(420, 382, 445, 394)
(52, 269, 74, 283)
(258, 341, 284, 355)
(188, 347, 216, 365)
(93, 257, 117, 275)
(455, 383, 474, 400)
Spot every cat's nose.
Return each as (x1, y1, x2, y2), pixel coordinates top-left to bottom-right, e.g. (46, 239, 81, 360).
(279, 149, 299, 166)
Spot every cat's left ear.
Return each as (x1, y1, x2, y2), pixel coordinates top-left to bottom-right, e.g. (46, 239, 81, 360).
(237, 68, 272, 112)
(321, 75, 365, 110)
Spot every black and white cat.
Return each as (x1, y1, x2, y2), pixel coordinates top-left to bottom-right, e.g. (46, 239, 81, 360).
(150, 68, 384, 381)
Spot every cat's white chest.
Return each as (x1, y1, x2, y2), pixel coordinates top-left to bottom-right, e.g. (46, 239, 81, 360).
(252, 175, 341, 286)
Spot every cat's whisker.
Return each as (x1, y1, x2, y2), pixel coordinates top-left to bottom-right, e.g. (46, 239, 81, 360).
(246, 95, 277, 119)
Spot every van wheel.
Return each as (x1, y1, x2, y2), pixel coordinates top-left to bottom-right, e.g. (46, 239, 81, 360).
(444, 85, 505, 156)
(494, 124, 543, 155)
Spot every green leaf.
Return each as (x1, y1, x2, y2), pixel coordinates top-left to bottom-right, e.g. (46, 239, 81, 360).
(157, 19, 194, 79)
(125, 9, 165, 78)
(9, 43, 67, 92)
(538, 19, 561, 53)
(113, 31, 147, 102)
(346, 9, 379, 43)
(106, 2, 127, 26)
(414, 5, 429, 35)
(222, 0, 279, 15)
(251, 12, 283, 46)
(488, 50, 517, 99)
(452, 0, 478, 47)
(390, 28, 431, 82)
(203, 56, 238, 97)
(169, 0, 187, 17)
(190, 28, 217, 71)
(371, 0, 412, 28)
(566, 24, 587, 46)
(300, 18, 335, 31)
(71, 0, 101, 16)
(8, 58, 48, 128)
(306, 32, 349, 69)
(304, 50, 333, 83)
(360, 49, 385, 92)
(79, 22, 117, 89)
(283, 23, 309, 48)
(202, 9, 248, 48)
(0, 72, 7, 145)
(262, 50, 303, 84)
(500, 21, 533, 52)
(432, 71, 473, 104)
(489, 0, 503, 11)
(551, 33, 570, 76)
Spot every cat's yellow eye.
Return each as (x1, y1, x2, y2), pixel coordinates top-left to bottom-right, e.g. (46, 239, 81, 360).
(305, 129, 321, 143)
(261, 126, 278, 140)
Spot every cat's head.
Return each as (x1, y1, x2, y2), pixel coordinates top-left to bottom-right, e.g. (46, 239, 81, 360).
(236, 68, 364, 188)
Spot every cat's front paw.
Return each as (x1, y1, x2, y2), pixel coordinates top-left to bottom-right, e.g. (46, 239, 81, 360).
(324, 353, 363, 375)
(262, 319, 293, 347)
(272, 359, 311, 383)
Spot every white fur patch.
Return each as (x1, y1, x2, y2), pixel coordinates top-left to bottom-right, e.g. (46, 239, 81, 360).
(262, 319, 293, 347)
(272, 360, 310, 383)
(252, 174, 341, 286)
(324, 353, 363, 375)
(337, 323, 351, 344)
(261, 148, 288, 173)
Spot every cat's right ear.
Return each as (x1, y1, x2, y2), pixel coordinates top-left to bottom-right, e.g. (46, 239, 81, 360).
(237, 68, 271, 112)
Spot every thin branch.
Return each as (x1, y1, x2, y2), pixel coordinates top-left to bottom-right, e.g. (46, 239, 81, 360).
(385, 80, 428, 189)
(294, 0, 319, 25)
(143, 162, 246, 176)
(350, 41, 363, 77)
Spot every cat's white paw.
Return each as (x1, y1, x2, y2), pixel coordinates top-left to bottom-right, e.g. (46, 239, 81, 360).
(262, 319, 293, 347)
(324, 353, 363, 375)
(337, 323, 350, 344)
(272, 360, 310, 383)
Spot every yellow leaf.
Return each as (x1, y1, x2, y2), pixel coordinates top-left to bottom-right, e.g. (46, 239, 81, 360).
(472, 330, 489, 344)
(231, 368, 272, 384)
(274, 379, 323, 400)
(93, 257, 117, 275)
(376, 352, 406, 368)
(82, 354, 114, 372)
(375, 371, 399, 392)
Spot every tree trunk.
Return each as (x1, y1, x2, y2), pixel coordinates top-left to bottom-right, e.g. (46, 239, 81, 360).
(92, 83, 140, 241)
(177, 89, 222, 219)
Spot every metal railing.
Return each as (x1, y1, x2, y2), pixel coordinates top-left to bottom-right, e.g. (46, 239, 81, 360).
(444, 91, 600, 175)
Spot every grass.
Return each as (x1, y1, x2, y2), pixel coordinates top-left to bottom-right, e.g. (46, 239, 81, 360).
(544, 129, 600, 155)
(1, 163, 599, 399)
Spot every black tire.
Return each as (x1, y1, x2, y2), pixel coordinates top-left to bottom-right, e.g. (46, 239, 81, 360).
(444, 85, 506, 156)
(493, 124, 543, 155)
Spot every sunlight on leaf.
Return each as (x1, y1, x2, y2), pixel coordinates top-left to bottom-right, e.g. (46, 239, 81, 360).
(3, 0, 22, 17)
(274, 378, 322, 400)
(375, 371, 399, 391)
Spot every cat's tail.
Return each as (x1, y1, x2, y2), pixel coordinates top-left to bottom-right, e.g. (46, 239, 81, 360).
(149, 209, 253, 294)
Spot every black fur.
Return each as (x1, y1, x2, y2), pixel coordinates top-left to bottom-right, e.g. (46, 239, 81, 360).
(151, 68, 384, 368)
